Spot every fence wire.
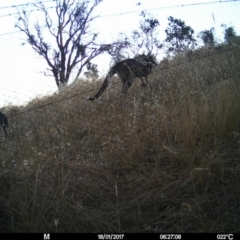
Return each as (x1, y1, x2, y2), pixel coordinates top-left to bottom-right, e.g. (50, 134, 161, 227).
(0, 1, 240, 233)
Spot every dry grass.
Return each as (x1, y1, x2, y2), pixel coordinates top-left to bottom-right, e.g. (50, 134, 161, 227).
(1, 42, 240, 232)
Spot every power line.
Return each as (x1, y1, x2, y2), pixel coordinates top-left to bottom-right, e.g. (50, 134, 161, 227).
(0, 0, 96, 18)
(0, 0, 55, 10)
(0, 5, 56, 19)
(0, 0, 239, 19)
(0, 0, 239, 37)
(94, 0, 240, 18)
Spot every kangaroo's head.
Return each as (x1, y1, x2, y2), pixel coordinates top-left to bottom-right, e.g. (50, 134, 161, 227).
(143, 56, 157, 73)
(145, 56, 157, 66)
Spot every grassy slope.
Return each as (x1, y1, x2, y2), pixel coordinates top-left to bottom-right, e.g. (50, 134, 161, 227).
(0, 42, 240, 232)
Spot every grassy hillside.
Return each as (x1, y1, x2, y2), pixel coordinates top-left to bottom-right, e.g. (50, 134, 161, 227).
(0, 42, 240, 232)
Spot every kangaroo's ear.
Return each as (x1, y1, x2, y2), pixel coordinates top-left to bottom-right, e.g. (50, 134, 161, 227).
(150, 58, 157, 66)
(149, 56, 157, 65)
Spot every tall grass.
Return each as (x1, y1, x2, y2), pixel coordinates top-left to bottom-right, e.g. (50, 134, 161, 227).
(1, 42, 240, 232)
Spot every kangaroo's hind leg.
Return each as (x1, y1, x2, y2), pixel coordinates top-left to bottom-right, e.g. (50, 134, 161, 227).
(2, 125, 8, 138)
(121, 77, 133, 97)
(140, 76, 148, 87)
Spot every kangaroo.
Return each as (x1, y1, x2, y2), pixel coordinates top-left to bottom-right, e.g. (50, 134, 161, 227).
(89, 56, 157, 100)
(0, 112, 8, 138)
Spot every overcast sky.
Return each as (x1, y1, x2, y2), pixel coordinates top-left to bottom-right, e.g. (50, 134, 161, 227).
(0, 0, 239, 107)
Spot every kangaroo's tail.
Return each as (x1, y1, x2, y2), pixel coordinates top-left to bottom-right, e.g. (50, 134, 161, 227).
(89, 69, 115, 100)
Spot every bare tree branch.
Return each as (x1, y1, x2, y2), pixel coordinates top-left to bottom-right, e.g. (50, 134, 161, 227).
(15, 0, 105, 88)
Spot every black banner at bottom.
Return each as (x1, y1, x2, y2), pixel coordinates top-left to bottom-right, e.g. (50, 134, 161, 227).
(0, 233, 239, 240)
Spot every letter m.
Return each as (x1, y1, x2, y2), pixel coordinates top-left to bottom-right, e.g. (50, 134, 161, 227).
(44, 233, 50, 240)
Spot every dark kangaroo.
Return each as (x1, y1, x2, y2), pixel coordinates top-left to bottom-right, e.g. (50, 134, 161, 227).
(0, 112, 8, 138)
(89, 56, 157, 100)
